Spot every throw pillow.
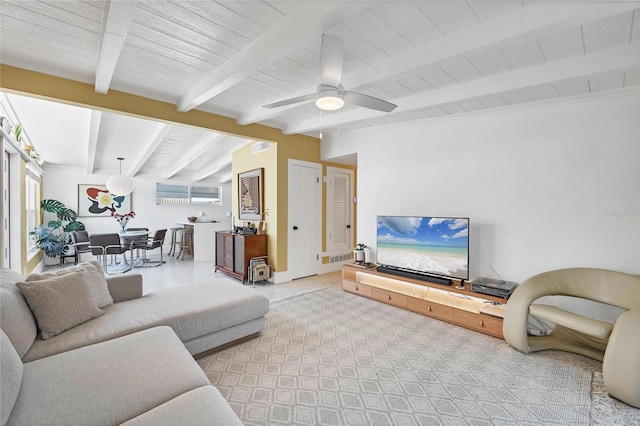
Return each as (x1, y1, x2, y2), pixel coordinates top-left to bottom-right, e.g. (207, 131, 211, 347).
(26, 260, 113, 308)
(16, 272, 104, 340)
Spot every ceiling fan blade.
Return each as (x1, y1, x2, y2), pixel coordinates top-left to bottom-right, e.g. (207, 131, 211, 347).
(320, 34, 343, 87)
(344, 91, 397, 113)
(262, 93, 316, 109)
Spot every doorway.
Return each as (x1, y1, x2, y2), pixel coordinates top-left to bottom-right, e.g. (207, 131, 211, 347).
(287, 159, 321, 280)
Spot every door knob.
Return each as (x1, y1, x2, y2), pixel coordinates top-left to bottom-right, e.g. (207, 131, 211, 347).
(293, 226, 298, 230)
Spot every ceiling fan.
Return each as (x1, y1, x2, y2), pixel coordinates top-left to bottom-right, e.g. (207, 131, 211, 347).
(263, 34, 397, 113)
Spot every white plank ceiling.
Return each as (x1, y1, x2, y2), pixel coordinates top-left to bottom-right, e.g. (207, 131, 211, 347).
(1, 0, 639, 181)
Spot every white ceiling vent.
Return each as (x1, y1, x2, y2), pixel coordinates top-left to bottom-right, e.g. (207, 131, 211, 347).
(252, 141, 271, 154)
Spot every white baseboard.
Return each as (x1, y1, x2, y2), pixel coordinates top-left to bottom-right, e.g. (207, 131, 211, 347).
(271, 261, 347, 284)
(320, 261, 349, 275)
(271, 270, 293, 284)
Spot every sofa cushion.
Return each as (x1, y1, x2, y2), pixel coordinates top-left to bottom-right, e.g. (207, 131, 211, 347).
(0, 330, 23, 426)
(0, 269, 38, 358)
(6, 327, 211, 426)
(27, 260, 114, 308)
(16, 272, 104, 340)
(23, 281, 269, 362)
(120, 386, 243, 425)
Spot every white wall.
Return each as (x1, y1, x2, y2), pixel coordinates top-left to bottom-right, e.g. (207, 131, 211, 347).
(42, 165, 232, 237)
(323, 92, 640, 285)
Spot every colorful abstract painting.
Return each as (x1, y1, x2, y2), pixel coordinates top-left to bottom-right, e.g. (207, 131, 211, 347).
(78, 184, 132, 217)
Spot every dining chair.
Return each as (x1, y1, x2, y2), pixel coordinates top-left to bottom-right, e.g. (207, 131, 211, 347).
(131, 229, 167, 267)
(69, 230, 91, 265)
(124, 228, 149, 264)
(88, 233, 131, 274)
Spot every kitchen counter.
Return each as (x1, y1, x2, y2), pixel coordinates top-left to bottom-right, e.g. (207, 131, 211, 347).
(174, 221, 230, 262)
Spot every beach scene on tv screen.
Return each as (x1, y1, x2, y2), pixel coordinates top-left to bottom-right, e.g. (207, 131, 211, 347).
(377, 216, 469, 280)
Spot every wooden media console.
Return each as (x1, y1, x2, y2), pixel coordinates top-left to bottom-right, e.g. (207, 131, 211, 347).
(342, 264, 507, 339)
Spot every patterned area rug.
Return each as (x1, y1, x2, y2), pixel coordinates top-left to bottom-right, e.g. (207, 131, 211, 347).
(197, 274, 614, 425)
(247, 274, 329, 303)
(590, 372, 640, 425)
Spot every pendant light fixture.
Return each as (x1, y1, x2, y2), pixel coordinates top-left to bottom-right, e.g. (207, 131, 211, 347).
(106, 157, 134, 196)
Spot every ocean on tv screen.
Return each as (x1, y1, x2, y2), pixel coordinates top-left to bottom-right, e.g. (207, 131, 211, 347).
(377, 216, 469, 280)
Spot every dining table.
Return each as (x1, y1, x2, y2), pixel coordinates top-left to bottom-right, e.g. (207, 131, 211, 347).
(114, 230, 149, 271)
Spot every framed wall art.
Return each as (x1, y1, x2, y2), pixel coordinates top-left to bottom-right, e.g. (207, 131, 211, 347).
(78, 184, 132, 217)
(238, 168, 263, 220)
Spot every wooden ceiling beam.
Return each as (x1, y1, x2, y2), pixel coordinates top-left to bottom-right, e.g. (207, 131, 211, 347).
(162, 133, 222, 180)
(241, 1, 638, 126)
(86, 110, 102, 174)
(192, 159, 233, 182)
(177, 1, 370, 112)
(95, 1, 137, 94)
(0, 65, 318, 146)
(127, 123, 172, 176)
(284, 43, 640, 134)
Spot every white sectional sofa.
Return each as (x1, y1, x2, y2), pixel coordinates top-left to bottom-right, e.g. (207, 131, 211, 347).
(1, 261, 269, 425)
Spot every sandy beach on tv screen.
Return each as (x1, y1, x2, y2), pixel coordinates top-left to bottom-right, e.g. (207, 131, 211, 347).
(377, 248, 467, 279)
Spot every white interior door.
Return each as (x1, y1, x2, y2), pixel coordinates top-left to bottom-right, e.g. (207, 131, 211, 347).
(288, 159, 321, 279)
(326, 166, 353, 254)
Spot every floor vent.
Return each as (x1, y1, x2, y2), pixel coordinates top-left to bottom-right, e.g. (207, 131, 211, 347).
(329, 253, 351, 263)
(252, 142, 271, 154)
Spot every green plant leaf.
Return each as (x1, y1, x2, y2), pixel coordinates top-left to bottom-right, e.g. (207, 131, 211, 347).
(40, 199, 65, 214)
(39, 239, 66, 257)
(57, 208, 78, 222)
(30, 224, 52, 240)
(14, 123, 22, 142)
(64, 221, 86, 232)
(47, 220, 62, 230)
(33, 199, 84, 257)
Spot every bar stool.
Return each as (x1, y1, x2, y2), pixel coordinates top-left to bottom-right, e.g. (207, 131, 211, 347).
(168, 227, 182, 257)
(177, 228, 194, 261)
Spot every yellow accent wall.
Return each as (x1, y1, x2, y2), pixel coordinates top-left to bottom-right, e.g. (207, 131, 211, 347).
(231, 142, 278, 268)
(232, 137, 321, 272)
(0, 65, 317, 146)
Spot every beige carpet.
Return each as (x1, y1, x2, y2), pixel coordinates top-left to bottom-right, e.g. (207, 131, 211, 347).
(198, 272, 640, 425)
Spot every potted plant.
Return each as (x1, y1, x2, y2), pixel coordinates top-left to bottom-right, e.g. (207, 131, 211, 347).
(30, 199, 85, 260)
(354, 243, 367, 263)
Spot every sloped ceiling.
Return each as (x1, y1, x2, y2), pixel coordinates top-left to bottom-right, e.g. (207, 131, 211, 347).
(1, 1, 638, 181)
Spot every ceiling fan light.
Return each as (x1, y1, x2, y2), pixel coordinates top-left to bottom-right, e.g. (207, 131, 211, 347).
(106, 174, 134, 196)
(316, 95, 344, 111)
(316, 86, 344, 111)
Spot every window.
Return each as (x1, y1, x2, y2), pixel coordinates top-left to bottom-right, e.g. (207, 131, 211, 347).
(156, 183, 221, 205)
(156, 184, 189, 204)
(191, 186, 221, 205)
(25, 164, 41, 251)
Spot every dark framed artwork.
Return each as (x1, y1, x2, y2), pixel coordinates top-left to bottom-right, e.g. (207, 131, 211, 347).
(78, 184, 132, 217)
(238, 168, 263, 220)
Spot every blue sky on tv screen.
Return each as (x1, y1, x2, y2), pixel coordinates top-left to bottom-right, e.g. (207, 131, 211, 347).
(377, 216, 468, 248)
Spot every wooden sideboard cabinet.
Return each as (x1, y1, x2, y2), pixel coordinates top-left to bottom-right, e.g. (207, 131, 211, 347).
(342, 264, 506, 339)
(215, 232, 267, 283)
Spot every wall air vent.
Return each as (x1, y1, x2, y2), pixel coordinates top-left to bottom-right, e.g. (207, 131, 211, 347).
(329, 253, 351, 263)
(252, 142, 271, 154)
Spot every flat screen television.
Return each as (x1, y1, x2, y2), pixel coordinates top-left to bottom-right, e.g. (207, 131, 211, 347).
(376, 215, 469, 283)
